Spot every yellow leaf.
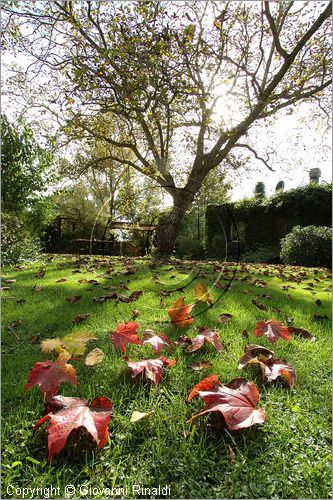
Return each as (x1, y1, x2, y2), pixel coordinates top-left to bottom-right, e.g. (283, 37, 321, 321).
(40, 338, 62, 353)
(85, 348, 105, 367)
(194, 283, 210, 303)
(72, 331, 96, 341)
(62, 338, 86, 356)
(130, 411, 152, 423)
(62, 331, 96, 356)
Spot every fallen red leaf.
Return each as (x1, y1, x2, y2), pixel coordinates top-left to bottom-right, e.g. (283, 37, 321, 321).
(260, 358, 295, 387)
(186, 374, 220, 401)
(188, 376, 265, 430)
(168, 297, 194, 328)
(34, 395, 112, 461)
(142, 330, 173, 354)
(255, 320, 291, 343)
(287, 326, 316, 341)
(175, 335, 192, 347)
(111, 322, 141, 353)
(186, 328, 222, 353)
(185, 334, 205, 352)
(238, 344, 275, 369)
(240, 355, 295, 388)
(24, 352, 78, 400)
(126, 357, 176, 384)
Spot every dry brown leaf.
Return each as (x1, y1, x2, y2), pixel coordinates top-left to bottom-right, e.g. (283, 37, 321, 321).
(85, 348, 105, 367)
(65, 295, 82, 303)
(190, 360, 213, 371)
(72, 313, 90, 324)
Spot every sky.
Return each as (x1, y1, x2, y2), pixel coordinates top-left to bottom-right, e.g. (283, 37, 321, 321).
(228, 108, 332, 201)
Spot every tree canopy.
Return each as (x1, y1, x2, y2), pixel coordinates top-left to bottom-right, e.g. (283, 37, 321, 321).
(1, 114, 55, 212)
(3, 1, 332, 253)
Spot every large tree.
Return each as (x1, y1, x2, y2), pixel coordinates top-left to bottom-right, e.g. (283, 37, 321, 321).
(3, 1, 331, 254)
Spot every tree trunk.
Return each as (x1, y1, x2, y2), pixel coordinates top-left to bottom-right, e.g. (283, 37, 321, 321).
(156, 190, 194, 256)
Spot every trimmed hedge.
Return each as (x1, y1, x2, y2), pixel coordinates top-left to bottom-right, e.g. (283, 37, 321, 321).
(205, 183, 332, 259)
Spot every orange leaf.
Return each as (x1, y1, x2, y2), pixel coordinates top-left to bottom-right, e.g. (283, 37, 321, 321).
(168, 297, 194, 328)
(186, 374, 220, 401)
(111, 322, 141, 353)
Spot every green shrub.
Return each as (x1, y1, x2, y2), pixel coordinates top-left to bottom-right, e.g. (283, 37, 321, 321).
(280, 225, 332, 267)
(1, 212, 41, 266)
(175, 234, 204, 259)
(241, 246, 280, 264)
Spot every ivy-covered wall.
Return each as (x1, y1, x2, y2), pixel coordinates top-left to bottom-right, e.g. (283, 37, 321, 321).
(205, 183, 332, 258)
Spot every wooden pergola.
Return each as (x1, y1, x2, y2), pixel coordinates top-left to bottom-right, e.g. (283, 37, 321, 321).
(109, 221, 157, 231)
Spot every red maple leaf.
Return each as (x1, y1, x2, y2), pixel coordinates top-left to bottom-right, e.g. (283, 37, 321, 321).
(24, 352, 78, 400)
(238, 344, 275, 369)
(186, 328, 222, 353)
(168, 297, 194, 328)
(188, 376, 265, 430)
(254, 320, 291, 343)
(34, 395, 112, 461)
(249, 357, 296, 388)
(126, 357, 176, 384)
(287, 326, 316, 341)
(261, 358, 295, 387)
(111, 322, 141, 353)
(141, 329, 173, 354)
(238, 345, 295, 387)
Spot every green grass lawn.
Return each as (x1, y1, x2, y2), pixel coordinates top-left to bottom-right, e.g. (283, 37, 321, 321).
(1, 254, 332, 499)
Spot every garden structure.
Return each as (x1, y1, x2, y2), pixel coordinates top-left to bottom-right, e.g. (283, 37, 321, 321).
(45, 217, 157, 256)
